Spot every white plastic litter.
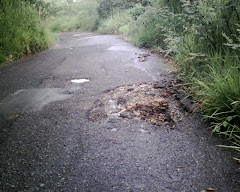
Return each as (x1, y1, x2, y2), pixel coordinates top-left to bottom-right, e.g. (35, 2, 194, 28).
(71, 79, 90, 84)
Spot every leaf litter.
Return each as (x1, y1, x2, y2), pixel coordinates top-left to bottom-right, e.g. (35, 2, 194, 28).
(138, 53, 151, 62)
(88, 80, 189, 128)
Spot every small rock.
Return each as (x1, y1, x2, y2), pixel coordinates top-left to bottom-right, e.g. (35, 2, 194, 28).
(139, 129, 148, 133)
(127, 88, 134, 92)
(39, 183, 45, 188)
(119, 112, 129, 118)
(63, 91, 74, 94)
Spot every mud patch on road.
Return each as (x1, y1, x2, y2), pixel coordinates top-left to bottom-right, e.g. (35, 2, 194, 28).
(88, 80, 193, 127)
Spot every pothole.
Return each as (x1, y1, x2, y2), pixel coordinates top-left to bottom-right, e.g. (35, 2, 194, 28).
(87, 80, 190, 127)
(70, 79, 90, 84)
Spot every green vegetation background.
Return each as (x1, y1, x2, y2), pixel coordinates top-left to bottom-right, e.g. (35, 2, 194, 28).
(0, 0, 57, 63)
(0, 0, 239, 159)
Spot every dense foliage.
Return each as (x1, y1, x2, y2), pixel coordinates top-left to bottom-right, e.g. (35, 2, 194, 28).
(97, 0, 150, 19)
(46, 0, 99, 32)
(0, 0, 56, 64)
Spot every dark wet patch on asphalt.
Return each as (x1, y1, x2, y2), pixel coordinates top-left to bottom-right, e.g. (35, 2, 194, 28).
(0, 88, 71, 115)
(0, 77, 91, 115)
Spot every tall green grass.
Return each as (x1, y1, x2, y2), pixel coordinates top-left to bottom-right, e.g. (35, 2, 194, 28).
(98, 9, 132, 34)
(0, 0, 57, 64)
(126, 5, 171, 48)
(47, 0, 99, 32)
(47, 15, 80, 32)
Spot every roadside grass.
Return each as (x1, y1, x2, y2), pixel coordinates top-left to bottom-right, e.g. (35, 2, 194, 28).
(196, 52, 240, 160)
(98, 9, 132, 35)
(76, 0, 99, 31)
(48, 15, 79, 32)
(126, 7, 166, 48)
(0, 0, 57, 64)
(47, 0, 99, 32)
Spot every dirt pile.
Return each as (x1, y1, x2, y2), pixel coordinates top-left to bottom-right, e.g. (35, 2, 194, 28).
(88, 80, 190, 127)
(118, 97, 170, 126)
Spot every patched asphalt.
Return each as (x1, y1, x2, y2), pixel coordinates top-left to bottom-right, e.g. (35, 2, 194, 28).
(0, 32, 239, 191)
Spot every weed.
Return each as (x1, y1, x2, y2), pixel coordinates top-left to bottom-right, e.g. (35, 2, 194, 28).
(47, 0, 99, 32)
(98, 9, 132, 34)
(0, 0, 56, 64)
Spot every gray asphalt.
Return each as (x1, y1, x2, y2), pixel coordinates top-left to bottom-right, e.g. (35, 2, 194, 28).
(0, 32, 239, 191)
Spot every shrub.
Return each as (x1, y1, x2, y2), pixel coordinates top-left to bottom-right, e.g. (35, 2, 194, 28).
(97, 0, 149, 19)
(77, 0, 100, 31)
(98, 9, 132, 34)
(47, 0, 99, 32)
(0, 0, 56, 64)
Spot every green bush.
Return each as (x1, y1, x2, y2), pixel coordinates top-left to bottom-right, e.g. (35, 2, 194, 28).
(0, 0, 56, 64)
(98, 9, 132, 34)
(97, 0, 149, 19)
(48, 15, 79, 32)
(47, 0, 99, 32)
(77, 0, 99, 31)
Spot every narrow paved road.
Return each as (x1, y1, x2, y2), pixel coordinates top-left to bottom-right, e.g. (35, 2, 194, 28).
(0, 33, 239, 191)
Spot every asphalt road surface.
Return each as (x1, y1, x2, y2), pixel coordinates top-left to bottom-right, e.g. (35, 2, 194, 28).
(0, 32, 239, 191)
